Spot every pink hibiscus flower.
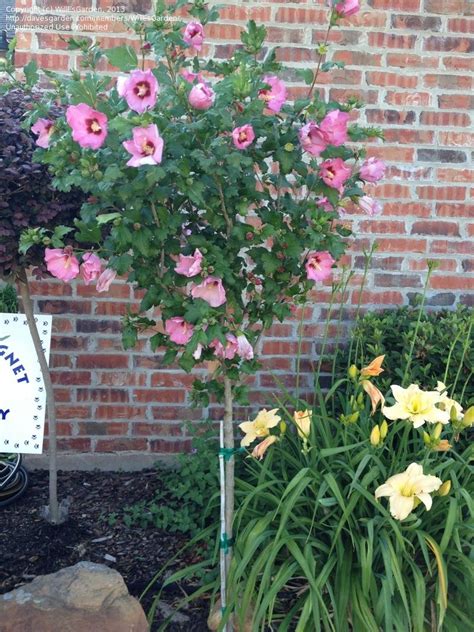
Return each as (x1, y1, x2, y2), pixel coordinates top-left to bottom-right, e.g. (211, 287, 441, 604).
(188, 83, 215, 110)
(359, 157, 386, 183)
(334, 0, 360, 18)
(305, 251, 335, 282)
(259, 75, 287, 113)
(116, 69, 159, 114)
(80, 252, 102, 285)
(180, 69, 204, 84)
(299, 121, 328, 157)
(123, 124, 164, 168)
(175, 249, 203, 278)
(165, 317, 194, 345)
(44, 247, 80, 283)
(210, 334, 239, 360)
(359, 195, 382, 217)
(183, 21, 204, 51)
(191, 276, 226, 307)
(66, 103, 108, 150)
(320, 158, 352, 190)
(31, 118, 54, 149)
(96, 268, 117, 293)
(232, 124, 255, 150)
(319, 109, 350, 146)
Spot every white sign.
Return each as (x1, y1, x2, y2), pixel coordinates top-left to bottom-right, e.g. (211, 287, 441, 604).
(0, 313, 52, 454)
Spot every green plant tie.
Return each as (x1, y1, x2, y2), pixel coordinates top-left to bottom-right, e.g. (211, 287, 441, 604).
(218, 447, 245, 461)
(220, 533, 234, 552)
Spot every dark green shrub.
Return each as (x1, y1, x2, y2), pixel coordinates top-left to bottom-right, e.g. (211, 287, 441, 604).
(335, 304, 473, 405)
(0, 284, 18, 312)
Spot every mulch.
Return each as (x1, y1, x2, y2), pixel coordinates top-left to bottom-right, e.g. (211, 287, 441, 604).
(0, 467, 210, 631)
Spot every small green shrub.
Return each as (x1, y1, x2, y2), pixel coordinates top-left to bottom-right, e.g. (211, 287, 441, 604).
(120, 424, 222, 536)
(0, 284, 18, 312)
(335, 304, 473, 406)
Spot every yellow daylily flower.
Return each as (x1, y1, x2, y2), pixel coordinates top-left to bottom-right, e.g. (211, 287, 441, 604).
(239, 408, 281, 447)
(375, 463, 442, 521)
(293, 409, 312, 439)
(251, 435, 278, 460)
(435, 381, 463, 418)
(370, 425, 381, 446)
(361, 355, 385, 377)
(361, 380, 385, 415)
(382, 384, 449, 428)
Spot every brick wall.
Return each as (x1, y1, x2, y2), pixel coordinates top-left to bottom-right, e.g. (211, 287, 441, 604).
(11, 0, 474, 457)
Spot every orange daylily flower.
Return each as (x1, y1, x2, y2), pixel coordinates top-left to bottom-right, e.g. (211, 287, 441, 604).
(434, 440, 452, 452)
(251, 435, 278, 460)
(361, 355, 385, 377)
(361, 380, 385, 415)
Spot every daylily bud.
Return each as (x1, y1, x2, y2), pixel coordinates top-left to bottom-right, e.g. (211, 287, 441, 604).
(438, 480, 451, 496)
(450, 404, 459, 422)
(433, 423, 443, 440)
(279, 420, 287, 434)
(461, 406, 474, 428)
(370, 425, 381, 447)
(380, 420, 388, 439)
(348, 364, 358, 380)
(348, 411, 359, 424)
(357, 393, 364, 407)
(423, 431, 431, 446)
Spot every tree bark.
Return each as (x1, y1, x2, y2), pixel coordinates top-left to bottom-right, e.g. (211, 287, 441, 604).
(17, 269, 59, 524)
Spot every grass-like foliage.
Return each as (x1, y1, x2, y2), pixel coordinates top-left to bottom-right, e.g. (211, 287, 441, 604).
(228, 396, 472, 631)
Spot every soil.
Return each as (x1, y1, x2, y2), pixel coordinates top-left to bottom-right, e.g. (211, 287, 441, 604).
(0, 467, 210, 631)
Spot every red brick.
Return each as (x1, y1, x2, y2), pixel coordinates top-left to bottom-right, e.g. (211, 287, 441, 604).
(95, 405, 147, 420)
(448, 20, 474, 34)
(368, 33, 417, 49)
(436, 203, 474, 217)
(352, 291, 404, 305)
(56, 405, 92, 420)
(430, 276, 474, 290)
(376, 238, 427, 253)
(368, 0, 420, 8)
(420, 112, 471, 127)
(408, 259, 458, 272)
(424, 36, 473, 53)
(333, 51, 383, 67)
(417, 186, 467, 201)
(95, 438, 149, 452)
(77, 354, 129, 369)
(132, 422, 184, 437)
(443, 57, 474, 72)
(131, 389, 185, 403)
(374, 273, 422, 288)
(386, 54, 438, 69)
(424, 0, 471, 14)
(385, 91, 432, 107)
(218, 5, 272, 22)
(424, 74, 472, 90)
(97, 372, 147, 387)
(149, 439, 191, 453)
(436, 168, 474, 183)
(359, 220, 406, 233)
(412, 220, 460, 236)
(383, 129, 434, 144)
(391, 14, 442, 31)
(366, 72, 418, 89)
(439, 132, 474, 147)
(275, 7, 326, 23)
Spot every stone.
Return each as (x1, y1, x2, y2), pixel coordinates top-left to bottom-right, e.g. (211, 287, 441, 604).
(0, 561, 149, 632)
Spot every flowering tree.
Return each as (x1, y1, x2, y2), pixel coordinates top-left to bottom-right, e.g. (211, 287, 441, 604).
(21, 0, 386, 614)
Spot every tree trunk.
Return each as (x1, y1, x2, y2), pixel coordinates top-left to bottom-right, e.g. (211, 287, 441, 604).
(17, 269, 59, 524)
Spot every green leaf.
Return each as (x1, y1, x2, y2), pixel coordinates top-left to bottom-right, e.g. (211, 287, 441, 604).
(97, 212, 122, 225)
(24, 60, 39, 87)
(105, 46, 138, 72)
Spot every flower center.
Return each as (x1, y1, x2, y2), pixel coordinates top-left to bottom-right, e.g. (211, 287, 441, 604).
(254, 420, 269, 437)
(400, 482, 415, 497)
(239, 131, 248, 142)
(259, 89, 271, 102)
(142, 141, 155, 156)
(87, 119, 102, 135)
(135, 81, 151, 98)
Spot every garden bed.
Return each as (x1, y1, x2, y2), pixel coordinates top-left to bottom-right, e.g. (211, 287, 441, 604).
(0, 468, 209, 631)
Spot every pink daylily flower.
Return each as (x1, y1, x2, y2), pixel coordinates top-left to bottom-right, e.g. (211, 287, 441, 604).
(96, 268, 117, 293)
(123, 124, 164, 168)
(116, 69, 159, 114)
(299, 121, 328, 157)
(165, 317, 194, 345)
(191, 276, 226, 307)
(319, 109, 350, 146)
(66, 103, 108, 150)
(320, 158, 352, 190)
(175, 249, 203, 278)
(359, 195, 383, 217)
(334, 0, 360, 18)
(232, 124, 255, 150)
(180, 68, 204, 84)
(183, 21, 204, 51)
(359, 157, 386, 183)
(305, 251, 335, 282)
(259, 75, 287, 113)
(80, 252, 102, 285)
(44, 247, 80, 283)
(31, 118, 54, 148)
(188, 83, 215, 110)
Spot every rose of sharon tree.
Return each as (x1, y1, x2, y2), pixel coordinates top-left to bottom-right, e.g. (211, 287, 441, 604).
(22, 0, 385, 613)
